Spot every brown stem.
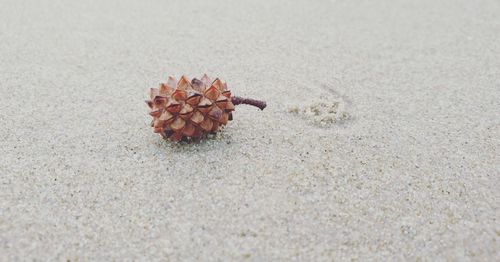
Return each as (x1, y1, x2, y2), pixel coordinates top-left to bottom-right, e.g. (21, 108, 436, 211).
(231, 96, 267, 110)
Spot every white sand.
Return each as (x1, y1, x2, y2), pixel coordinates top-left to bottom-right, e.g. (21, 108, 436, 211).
(1, 0, 499, 260)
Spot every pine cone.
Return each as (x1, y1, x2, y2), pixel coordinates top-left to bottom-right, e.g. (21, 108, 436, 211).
(146, 74, 266, 141)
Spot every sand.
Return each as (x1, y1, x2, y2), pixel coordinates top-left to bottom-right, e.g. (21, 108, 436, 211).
(1, 0, 499, 260)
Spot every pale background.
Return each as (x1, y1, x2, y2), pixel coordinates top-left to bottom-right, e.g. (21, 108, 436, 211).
(1, 0, 499, 260)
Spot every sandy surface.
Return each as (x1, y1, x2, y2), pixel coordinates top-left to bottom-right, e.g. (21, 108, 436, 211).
(1, 0, 499, 260)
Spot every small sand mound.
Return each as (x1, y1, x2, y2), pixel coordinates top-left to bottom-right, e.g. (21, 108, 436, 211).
(288, 99, 351, 127)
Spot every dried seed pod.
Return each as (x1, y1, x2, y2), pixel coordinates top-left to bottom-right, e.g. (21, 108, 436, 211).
(146, 74, 266, 141)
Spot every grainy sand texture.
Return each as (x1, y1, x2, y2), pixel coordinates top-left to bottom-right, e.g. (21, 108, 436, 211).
(1, 0, 499, 260)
